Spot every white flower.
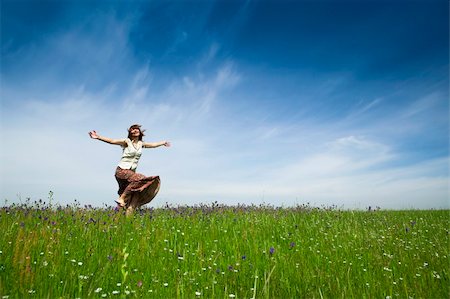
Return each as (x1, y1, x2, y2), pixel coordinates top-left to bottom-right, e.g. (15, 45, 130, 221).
(116, 283, 121, 287)
(178, 256, 184, 260)
(163, 283, 169, 287)
(195, 291, 201, 296)
(101, 294, 107, 298)
(112, 290, 120, 295)
(94, 288, 102, 293)
(229, 294, 235, 298)
(78, 262, 83, 266)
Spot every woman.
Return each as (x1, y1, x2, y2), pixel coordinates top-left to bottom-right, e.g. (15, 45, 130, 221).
(89, 124, 170, 213)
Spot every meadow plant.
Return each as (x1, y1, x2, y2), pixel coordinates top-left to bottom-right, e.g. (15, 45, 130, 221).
(0, 199, 448, 298)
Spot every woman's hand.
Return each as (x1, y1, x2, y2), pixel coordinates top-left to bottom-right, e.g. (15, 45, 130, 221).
(89, 130, 99, 139)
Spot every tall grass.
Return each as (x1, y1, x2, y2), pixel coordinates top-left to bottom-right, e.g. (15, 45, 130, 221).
(0, 200, 448, 298)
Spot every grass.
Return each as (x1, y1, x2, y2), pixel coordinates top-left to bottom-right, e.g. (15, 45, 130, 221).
(0, 199, 448, 298)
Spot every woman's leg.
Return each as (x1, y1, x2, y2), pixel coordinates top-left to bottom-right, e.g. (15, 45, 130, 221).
(115, 167, 135, 207)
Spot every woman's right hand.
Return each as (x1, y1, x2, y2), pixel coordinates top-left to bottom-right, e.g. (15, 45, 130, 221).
(89, 130, 99, 139)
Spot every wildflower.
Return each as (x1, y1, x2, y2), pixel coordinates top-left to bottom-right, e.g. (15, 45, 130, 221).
(163, 283, 169, 287)
(112, 290, 120, 295)
(137, 281, 143, 287)
(107, 255, 113, 261)
(229, 294, 236, 298)
(228, 265, 234, 271)
(290, 242, 296, 249)
(94, 288, 102, 293)
(242, 255, 246, 260)
(195, 291, 201, 296)
(269, 247, 275, 255)
(78, 262, 83, 266)
(101, 294, 107, 298)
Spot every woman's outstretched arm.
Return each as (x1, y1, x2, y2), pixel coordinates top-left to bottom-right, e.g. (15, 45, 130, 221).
(143, 141, 171, 148)
(89, 130, 126, 146)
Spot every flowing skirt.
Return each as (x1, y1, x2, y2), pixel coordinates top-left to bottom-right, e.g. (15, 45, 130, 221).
(115, 167, 160, 210)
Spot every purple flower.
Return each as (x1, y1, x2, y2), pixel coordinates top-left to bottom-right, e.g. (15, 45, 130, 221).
(290, 242, 296, 249)
(107, 255, 113, 261)
(228, 265, 234, 271)
(242, 255, 246, 260)
(269, 247, 275, 255)
(137, 281, 143, 287)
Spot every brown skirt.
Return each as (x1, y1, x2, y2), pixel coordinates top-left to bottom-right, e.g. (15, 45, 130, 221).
(115, 167, 160, 209)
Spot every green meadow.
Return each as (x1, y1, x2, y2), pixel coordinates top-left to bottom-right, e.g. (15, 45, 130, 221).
(0, 200, 448, 298)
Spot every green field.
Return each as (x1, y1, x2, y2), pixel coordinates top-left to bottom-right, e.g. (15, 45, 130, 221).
(0, 200, 448, 298)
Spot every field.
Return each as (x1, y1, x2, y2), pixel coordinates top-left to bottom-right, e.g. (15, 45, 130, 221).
(0, 200, 448, 298)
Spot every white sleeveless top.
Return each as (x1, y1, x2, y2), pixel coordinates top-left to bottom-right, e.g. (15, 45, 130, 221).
(118, 138, 143, 171)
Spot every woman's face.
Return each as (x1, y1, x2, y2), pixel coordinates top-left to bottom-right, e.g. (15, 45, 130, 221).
(130, 128, 141, 137)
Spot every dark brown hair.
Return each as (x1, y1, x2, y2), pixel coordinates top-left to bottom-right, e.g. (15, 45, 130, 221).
(127, 124, 145, 141)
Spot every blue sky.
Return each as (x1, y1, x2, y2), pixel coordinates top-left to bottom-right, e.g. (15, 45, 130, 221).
(1, 0, 448, 209)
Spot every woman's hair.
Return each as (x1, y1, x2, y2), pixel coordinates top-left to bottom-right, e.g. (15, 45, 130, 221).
(127, 124, 145, 141)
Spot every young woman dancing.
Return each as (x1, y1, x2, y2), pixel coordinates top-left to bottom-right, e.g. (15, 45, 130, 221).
(89, 124, 170, 214)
